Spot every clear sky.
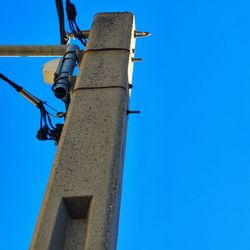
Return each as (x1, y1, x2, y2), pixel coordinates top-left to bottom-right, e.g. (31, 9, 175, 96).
(0, 0, 250, 249)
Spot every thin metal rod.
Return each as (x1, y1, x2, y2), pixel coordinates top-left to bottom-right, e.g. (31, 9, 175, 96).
(68, 30, 90, 39)
(0, 45, 69, 57)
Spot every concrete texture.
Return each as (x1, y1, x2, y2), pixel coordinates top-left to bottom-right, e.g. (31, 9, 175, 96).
(30, 12, 135, 250)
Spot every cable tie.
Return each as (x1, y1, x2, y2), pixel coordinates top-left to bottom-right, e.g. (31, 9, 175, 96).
(82, 48, 131, 54)
(73, 85, 128, 95)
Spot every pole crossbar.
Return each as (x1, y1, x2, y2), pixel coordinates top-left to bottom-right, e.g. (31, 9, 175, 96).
(0, 45, 69, 57)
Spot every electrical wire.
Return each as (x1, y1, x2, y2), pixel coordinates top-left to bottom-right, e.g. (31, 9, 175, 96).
(55, 0, 87, 46)
(55, 0, 68, 44)
(0, 73, 64, 144)
(66, 0, 87, 46)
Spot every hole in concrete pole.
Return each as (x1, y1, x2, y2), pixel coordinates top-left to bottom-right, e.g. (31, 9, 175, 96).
(49, 196, 92, 250)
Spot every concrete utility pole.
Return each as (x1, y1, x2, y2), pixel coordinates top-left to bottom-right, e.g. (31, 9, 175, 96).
(30, 12, 136, 249)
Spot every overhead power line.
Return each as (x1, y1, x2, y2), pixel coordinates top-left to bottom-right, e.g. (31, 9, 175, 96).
(55, 0, 87, 46)
(55, 0, 68, 44)
(0, 73, 64, 144)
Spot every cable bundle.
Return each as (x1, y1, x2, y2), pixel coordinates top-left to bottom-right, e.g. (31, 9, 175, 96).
(66, 0, 87, 46)
(55, 0, 87, 46)
(0, 73, 64, 144)
(37, 104, 63, 144)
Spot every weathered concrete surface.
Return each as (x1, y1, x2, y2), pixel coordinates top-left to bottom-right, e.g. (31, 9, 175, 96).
(30, 12, 135, 250)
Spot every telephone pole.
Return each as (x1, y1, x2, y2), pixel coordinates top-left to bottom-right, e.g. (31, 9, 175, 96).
(30, 12, 136, 249)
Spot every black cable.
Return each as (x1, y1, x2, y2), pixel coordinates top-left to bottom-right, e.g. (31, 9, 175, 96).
(0, 73, 64, 144)
(55, 0, 68, 44)
(55, 0, 87, 46)
(74, 20, 87, 44)
(0, 73, 22, 92)
(66, 0, 87, 46)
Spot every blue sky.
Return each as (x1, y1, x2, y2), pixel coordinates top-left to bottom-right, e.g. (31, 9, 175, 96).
(1, 0, 250, 249)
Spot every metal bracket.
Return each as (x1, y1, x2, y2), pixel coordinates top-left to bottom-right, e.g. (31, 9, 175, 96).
(127, 110, 141, 115)
(134, 31, 151, 38)
(132, 58, 142, 62)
